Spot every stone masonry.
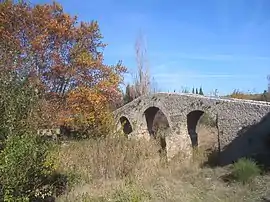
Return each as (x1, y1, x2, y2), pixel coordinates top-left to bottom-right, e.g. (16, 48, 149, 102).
(114, 92, 270, 165)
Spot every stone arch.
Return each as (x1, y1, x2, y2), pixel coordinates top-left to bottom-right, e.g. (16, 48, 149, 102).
(143, 106, 170, 153)
(119, 116, 133, 135)
(187, 110, 205, 147)
(143, 107, 170, 138)
(186, 109, 218, 151)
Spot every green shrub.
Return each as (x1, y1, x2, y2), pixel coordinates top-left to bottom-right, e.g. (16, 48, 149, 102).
(58, 184, 151, 202)
(0, 75, 40, 141)
(0, 71, 68, 201)
(110, 185, 151, 202)
(231, 158, 261, 184)
(0, 133, 58, 201)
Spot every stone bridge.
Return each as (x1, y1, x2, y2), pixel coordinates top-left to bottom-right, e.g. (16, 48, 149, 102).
(114, 93, 270, 165)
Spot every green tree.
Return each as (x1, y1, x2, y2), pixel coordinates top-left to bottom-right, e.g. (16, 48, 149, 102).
(0, 134, 58, 201)
(192, 87, 195, 94)
(261, 90, 269, 102)
(124, 84, 133, 104)
(195, 88, 198, 94)
(199, 87, 204, 95)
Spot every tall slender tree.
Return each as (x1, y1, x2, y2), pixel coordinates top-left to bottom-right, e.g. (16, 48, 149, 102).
(124, 84, 132, 104)
(199, 87, 204, 95)
(124, 32, 153, 102)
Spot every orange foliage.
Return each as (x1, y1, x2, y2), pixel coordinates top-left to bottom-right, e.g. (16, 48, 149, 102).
(62, 87, 113, 135)
(0, 1, 126, 132)
(230, 90, 255, 100)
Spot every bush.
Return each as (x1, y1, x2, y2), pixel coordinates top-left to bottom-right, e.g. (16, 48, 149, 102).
(60, 184, 151, 202)
(111, 184, 151, 202)
(0, 75, 40, 140)
(0, 133, 59, 201)
(231, 158, 261, 184)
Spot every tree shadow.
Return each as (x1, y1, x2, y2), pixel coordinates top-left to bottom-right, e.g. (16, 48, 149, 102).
(30, 172, 69, 202)
(203, 112, 270, 170)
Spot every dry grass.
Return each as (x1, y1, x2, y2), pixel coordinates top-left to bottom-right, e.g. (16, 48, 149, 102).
(225, 90, 270, 102)
(54, 135, 270, 202)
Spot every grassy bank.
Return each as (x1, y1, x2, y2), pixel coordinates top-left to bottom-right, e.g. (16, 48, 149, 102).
(54, 136, 270, 202)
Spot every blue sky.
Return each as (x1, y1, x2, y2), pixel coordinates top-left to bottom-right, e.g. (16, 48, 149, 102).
(33, 0, 270, 95)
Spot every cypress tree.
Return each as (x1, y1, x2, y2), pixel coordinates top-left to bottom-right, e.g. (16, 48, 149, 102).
(199, 87, 204, 95)
(124, 84, 132, 103)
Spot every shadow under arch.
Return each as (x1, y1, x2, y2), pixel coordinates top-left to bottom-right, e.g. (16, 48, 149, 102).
(119, 116, 133, 135)
(143, 106, 170, 151)
(187, 110, 205, 147)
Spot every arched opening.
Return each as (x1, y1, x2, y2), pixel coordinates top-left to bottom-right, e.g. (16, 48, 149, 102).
(143, 107, 169, 151)
(187, 110, 204, 148)
(187, 110, 218, 150)
(119, 116, 132, 135)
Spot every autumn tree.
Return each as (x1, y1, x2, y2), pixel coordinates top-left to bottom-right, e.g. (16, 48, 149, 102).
(0, 1, 126, 135)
